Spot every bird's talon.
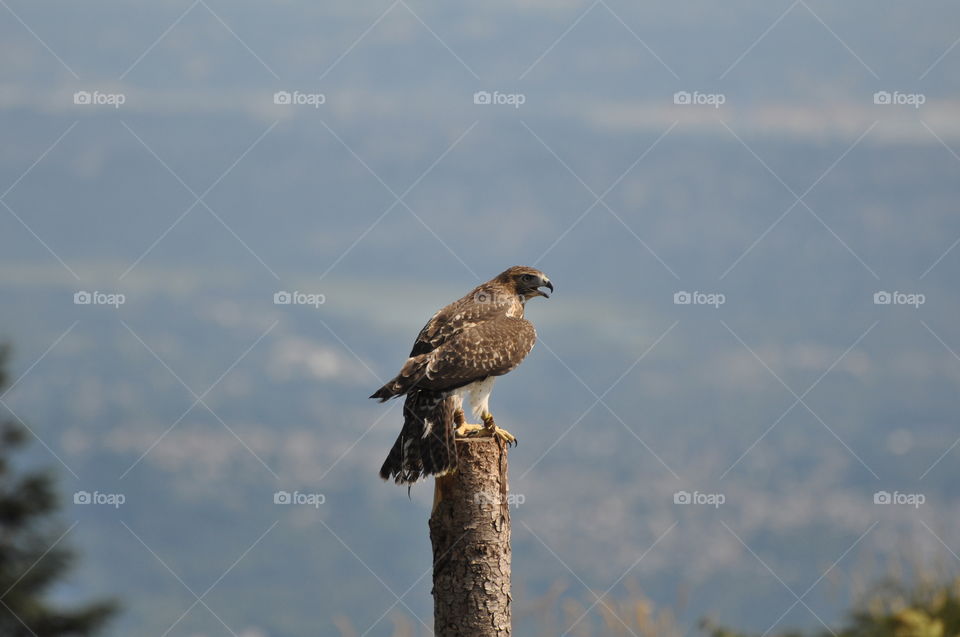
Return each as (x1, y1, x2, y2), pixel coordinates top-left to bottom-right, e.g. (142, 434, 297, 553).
(455, 423, 484, 438)
(455, 421, 517, 446)
(492, 427, 517, 446)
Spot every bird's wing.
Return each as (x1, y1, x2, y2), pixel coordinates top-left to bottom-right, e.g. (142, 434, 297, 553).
(370, 283, 519, 401)
(416, 316, 537, 391)
(408, 286, 511, 356)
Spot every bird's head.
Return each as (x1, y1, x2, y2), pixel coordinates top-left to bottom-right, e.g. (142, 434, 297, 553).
(498, 265, 553, 300)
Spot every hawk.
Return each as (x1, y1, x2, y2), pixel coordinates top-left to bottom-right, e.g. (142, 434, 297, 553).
(371, 266, 553, 485)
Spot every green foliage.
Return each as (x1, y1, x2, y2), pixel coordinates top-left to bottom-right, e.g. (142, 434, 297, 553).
(0, 346, 117, 636)
(703, 576, 960, 637)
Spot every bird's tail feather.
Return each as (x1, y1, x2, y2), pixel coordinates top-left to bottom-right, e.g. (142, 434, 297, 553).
(379, 390, 457, 484)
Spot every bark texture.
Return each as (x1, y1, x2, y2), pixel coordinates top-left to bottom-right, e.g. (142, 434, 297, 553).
(429, 437, 511, 636)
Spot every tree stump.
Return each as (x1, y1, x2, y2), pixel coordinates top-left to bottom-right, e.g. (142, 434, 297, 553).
(429, 437, 511, 636)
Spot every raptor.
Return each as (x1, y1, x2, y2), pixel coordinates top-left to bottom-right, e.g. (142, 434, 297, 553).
(371, 266, 552, 485)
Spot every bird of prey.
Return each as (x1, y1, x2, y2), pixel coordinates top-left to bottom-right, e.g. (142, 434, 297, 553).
(371, 266, 553, 485)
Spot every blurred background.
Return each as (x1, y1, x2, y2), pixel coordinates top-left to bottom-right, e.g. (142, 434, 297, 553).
(1, 1, 959, 635)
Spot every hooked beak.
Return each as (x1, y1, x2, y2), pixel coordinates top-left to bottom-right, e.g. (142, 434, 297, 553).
(536, 279, 554, 299)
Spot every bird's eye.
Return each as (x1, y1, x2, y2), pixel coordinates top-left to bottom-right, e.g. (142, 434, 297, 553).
(522, 273, 535, 281)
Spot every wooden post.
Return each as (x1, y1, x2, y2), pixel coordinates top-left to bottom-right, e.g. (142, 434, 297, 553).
(429, 437, 511, 636)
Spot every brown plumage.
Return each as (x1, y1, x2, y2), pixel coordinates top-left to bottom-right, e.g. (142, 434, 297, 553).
(372, 266, 553, 485)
